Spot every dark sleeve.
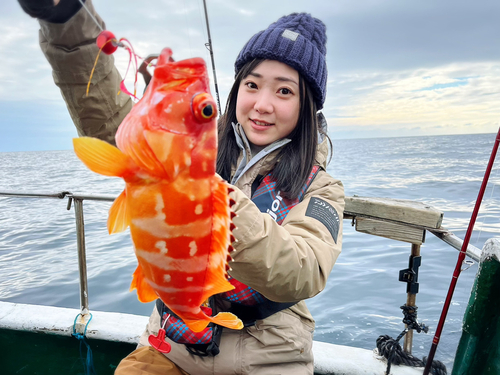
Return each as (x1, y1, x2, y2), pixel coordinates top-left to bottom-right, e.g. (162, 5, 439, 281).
(18, 0, 84, 23)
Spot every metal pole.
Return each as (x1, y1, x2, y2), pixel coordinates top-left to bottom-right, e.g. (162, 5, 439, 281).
(73, 198, 90, 316)
(423, 127, 500, 375)
(202, 0, 221, 115)
(403, 243, 421, 353)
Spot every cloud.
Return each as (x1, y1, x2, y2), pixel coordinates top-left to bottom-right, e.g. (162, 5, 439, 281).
(1, 0, 499, 151)
(326, 62, 500, 137)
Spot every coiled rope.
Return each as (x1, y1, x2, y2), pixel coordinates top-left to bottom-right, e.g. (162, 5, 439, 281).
(376, 305, 447, 375)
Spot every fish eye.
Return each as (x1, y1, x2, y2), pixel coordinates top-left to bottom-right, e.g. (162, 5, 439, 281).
(192, 93, 217, 122)
(202, 104, 214, 118)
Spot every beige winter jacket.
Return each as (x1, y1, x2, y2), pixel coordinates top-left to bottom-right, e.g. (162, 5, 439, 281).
(38, 1, 344, 374)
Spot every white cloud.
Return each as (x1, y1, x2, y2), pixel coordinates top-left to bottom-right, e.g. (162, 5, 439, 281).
(326, 62, 500, 138)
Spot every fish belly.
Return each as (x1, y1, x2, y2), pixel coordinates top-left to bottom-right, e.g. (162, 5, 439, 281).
(127, 174, 238, 331)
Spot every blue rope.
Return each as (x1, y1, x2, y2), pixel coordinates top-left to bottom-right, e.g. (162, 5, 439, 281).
(72, 313, 97, 375)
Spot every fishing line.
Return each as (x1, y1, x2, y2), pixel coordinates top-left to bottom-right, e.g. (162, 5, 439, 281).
(78, 0, 104, 32)
(76, 0, 144, 100)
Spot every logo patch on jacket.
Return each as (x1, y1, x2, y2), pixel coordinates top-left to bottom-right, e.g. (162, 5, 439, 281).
(305, 197, 340, 243)
(252, 166, 320, 225)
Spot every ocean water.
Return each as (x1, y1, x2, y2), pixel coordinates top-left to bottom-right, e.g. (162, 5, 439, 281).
(1, 132, 499, 371)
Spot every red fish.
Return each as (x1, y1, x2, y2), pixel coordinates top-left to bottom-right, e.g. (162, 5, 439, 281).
(73, 48, 243, 332)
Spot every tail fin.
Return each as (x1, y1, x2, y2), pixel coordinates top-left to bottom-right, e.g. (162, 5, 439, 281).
(183, 311, 243, 333)
(210, 312, 244, 330)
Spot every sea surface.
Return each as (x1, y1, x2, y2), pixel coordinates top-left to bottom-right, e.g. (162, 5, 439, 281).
(1, 132, 499, 371)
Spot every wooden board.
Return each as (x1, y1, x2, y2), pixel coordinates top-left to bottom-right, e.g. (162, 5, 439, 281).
(355, 217, 426, 244)
(345, 196, 443, 229)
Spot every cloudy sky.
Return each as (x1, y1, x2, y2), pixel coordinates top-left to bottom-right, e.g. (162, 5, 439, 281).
(1, 0, 499, 152)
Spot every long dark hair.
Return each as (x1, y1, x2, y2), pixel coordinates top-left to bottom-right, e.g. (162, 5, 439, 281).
(216, 58, 330, 200)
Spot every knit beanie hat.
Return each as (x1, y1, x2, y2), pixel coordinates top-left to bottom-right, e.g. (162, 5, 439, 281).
(235, 13, 328, 110)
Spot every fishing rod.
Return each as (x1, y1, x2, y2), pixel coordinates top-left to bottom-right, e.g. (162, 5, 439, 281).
(201, 0, 222, 115)
(423, 127, 500, 375)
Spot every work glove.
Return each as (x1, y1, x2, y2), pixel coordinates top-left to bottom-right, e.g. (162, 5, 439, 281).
(18, 0, 85, 23)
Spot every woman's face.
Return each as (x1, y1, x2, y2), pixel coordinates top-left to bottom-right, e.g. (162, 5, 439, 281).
(236, 60, 300, 148)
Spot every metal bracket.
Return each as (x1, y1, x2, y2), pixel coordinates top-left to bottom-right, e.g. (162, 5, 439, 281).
(399, 255, 421, 294)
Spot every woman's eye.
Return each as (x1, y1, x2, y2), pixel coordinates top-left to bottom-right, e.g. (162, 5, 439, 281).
(245, 82, 258, 89)
(279, 88, 292, 95)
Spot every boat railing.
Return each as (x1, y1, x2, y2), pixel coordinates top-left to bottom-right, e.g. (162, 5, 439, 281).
(0, 189, 482, 354)
(0, 190, 115, 317)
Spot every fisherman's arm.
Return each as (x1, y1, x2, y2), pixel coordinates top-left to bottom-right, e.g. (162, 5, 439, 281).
(18, 0, 132, 145)
(228, 171, 345, 303)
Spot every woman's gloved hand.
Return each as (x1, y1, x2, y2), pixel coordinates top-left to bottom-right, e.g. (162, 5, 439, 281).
(18, 0, 85, 23)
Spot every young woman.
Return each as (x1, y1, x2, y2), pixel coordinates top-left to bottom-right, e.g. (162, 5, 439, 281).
(19, 1, 345, 374)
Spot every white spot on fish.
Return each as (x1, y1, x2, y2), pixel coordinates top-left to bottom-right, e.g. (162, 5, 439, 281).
(147, 279, 205, 294)
(208, 249, 226, 270)
(184, 154, 191, 166)
(189, 241, 198, 256)
(171, 178, 211, 201)
(155, 241, 168, 254)
(155, 194, 166, 220)
(136, 248, 211, 273)
(152, 92, 164, 105)
(187, 277, 193, 282)
(195, 204, 203, 215)
(164, 274, 171, 282)
(189, 195, 196, 201)
(165, 104, 173, 113)
(132, 217, 211, 240)
(202, 161, 207, 171)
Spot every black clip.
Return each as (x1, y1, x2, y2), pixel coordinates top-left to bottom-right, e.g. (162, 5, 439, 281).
(399, 255, 421, 294)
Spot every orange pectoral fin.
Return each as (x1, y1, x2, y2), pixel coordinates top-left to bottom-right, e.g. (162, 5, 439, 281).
(73, 137, 132, 177)
(130, 264, 158, 303)
(108, 190, 130, 234)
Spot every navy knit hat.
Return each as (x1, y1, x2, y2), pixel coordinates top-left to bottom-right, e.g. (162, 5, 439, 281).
(235, 13, 328, 110)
